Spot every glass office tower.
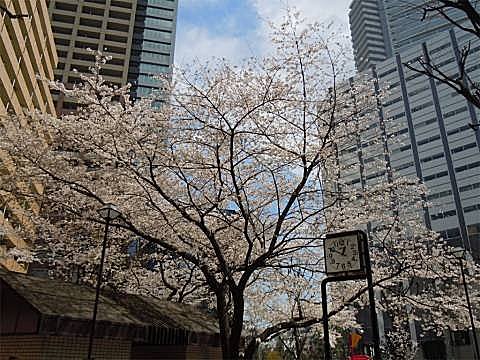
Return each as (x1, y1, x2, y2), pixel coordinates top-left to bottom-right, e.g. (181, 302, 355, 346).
(128, 0, 178, 100)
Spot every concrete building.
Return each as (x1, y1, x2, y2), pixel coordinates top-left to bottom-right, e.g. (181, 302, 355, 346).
(0, 0, 58, 272)
(349, 0, 478, 71)
(47, 0, 177, 112)
(349, 0, 392, 72)
(348, 0, 480, 259)
(346, 0, 480, 354)
(338, 28, 480, 359)
(342, 29, 480, 258)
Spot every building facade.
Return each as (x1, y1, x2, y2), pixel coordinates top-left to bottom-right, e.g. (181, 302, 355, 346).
(47, 0, 177, 112)
(349, 0, 478, 71)
(346, 0, 480, 355)
(0, 0, 58, 272)
(127, 0, 177, 100)
(338, 28, 480, 359)
(349, 0, 392, 72)
(342, 29, 480, 257)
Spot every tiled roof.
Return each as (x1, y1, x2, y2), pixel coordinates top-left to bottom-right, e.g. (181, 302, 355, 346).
(0, 269, 218, 335)
(117, 294, 219, 334)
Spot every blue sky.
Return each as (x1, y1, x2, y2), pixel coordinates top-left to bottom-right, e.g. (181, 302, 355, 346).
(174, 0, 353, 65)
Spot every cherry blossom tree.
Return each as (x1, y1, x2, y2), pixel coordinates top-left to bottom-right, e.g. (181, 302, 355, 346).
(1, 12, 478, 359)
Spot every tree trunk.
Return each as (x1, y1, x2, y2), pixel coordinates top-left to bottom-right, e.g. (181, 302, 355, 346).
(217, 288, 231, 359)
(227, 293, 245, 359)
(216, 286, 246, 359)
(244, 338, 258, 360)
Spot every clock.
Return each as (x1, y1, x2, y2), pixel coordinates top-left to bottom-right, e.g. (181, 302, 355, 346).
(324, 232, 364, 275)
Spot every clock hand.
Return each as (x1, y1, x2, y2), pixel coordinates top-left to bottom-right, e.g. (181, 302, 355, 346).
(340, 246, 347, 256)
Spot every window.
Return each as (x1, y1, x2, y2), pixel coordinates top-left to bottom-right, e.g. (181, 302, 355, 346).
(383, 96, 402, 107)
(420, 152, 444, 163)
(55, 2, 77, 11)
(72, 52, 95, 62)
(100, 68, 123, 78)
(464, 204, 480, 213)
(451, 142, 477, 154)
(447, 125, 470, 136)
(54, 38, 70, 46)
(455, 161, 480, 173)
(108, 10, 131, 20)
(110, 0, 132, 9)
(77, 29, 100, 39)
(423, 170, 448, 182)
(57, 50, 68, 58)
(417, 135, 440, 146)
(459, 182, 480, 192)
(79, 18, 102, 28)
(414, 117, 436, 129)
(427, 189, 452, 200)
(52, 26, 73, 35)
(431, 209, 456, 220)
(392, 112, 405, 120)
(52, 13, 75, 24)
(429, 42, 451, 55)
(105, 34, 127, 43)
(82, 6, 104, 16)
(107, 22, 130, 32)
(104, 45, 126, 54)
(392, 144, 411, 154)
(109, 58, 124, 66)
(411, 101, 433, 113)
(75, 41, 98, 50)
(443, 106, 468, 119)
(394, 162, 413, 171)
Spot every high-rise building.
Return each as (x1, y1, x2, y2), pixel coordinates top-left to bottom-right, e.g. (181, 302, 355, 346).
(347, 1, 480, 357)
(0, 0, 58, 272)
(382, 0, 472, 54)
(48, 0, 177, 112)
(343, 28, 480, 257)
(349, 0, 478, 71)
(127, 0, 178, 100)
(349, 0, 392, 72)
(348, 0, 480, 255)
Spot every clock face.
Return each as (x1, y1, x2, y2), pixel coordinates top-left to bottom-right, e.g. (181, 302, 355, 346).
(324, 234, 362, 274)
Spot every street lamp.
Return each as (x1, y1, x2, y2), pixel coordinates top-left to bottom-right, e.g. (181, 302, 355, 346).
(87, 204, 121, 360)
(452, 246, 480, 360)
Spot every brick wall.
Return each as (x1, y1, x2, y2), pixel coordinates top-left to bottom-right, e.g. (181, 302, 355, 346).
(0, 334, 131, 360)
(131, 344, 222, 360)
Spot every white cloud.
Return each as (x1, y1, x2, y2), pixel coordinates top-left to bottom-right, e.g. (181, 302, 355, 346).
(174, 0, 353, 65)
(175, 26, 257, 66)
(250, 0, 351, 26)
(249, 0, 354, 64)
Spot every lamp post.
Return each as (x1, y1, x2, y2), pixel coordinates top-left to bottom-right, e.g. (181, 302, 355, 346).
(452, 247, 480, 360)
(87, 204, 121, 360)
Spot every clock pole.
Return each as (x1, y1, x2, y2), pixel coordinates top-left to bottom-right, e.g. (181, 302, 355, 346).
(361, 231, 382, 360)
(322, 273, 366, 360)
(322, 230, 382, 360)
